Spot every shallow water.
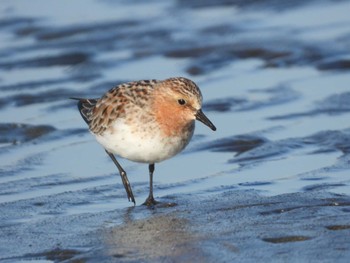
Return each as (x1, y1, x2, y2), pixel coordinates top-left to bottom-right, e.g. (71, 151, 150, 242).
(1, 0, 350, 261)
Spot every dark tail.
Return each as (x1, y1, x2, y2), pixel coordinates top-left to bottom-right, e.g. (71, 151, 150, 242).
(70, 97, 98, 125)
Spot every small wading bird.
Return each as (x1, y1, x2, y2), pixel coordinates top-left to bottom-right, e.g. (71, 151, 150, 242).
(72, 77, 216, 206)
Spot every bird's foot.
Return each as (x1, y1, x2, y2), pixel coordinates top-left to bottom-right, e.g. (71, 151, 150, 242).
(142, 195, 159, 207)
(142, 195, 177, 208)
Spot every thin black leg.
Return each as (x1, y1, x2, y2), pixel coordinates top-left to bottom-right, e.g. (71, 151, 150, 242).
(105, 150, 135, 205)
(142, 163, 158, 206)
(149, 163, 155, 198)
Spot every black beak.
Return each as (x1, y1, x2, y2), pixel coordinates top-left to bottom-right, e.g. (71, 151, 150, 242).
(195, 109, 216, 131)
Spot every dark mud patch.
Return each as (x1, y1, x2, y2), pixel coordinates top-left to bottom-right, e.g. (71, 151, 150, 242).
(0, 123, 56, 144)
(37, 127, 86, 142)
(0, 17, 36, 31)
(33, 20, 139, 41)
(262, 236, 312, 243)
(164, 40, 327, 76)
(1, 88, 81, 108)
(318, 58, 350, 71)
(229, 139, 303, 164)
(193, 129, 350, 167)
(234, 47, 291, 61)
(260, 200, 350, 216)
(303, 129, 350, 154)
(164, 44, 290, 68)
(270, 92, 350, 120)
(239, 181, 273, 187)
(194, 134, 267, 155)
(0, 52, 90, 70)
(326, 225, 350, 231)
(301, 176, 329, 181)
(164, 45, 221, 59)
(316, 92, 350, 115)
(228, 129, 350, 164)
(24, 248, 84, 262)
(203, 97, 248, 112)
(0, 74, 99, 92)
(177, 0, 321, 10)
(303, 183, 347, 192)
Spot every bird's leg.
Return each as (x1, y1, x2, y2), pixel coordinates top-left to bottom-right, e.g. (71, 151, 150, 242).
(143, 163, 159, 206)
(105, 150, 136, 205)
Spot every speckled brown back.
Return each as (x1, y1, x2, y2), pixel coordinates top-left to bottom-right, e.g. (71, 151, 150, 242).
(81, 80, 159, 134)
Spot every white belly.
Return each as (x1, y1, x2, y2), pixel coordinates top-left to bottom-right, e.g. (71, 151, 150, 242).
(94, 119, 194, 163)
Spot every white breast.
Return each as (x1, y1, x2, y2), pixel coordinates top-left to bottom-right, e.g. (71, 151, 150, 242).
(94, 119, 194, 163)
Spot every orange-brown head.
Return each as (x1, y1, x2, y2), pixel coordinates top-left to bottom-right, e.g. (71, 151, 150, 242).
(152, 77, 216, 137)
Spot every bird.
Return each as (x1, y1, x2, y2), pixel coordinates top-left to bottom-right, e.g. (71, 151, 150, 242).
(71, 77, 216, 206)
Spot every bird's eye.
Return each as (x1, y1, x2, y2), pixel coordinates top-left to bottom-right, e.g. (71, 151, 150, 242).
(178, 99, 186, 105)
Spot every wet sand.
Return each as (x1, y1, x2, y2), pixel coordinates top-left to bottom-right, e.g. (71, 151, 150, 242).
(1, 190, 350, 262)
